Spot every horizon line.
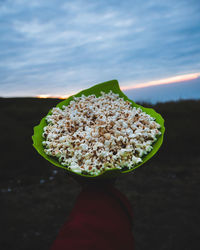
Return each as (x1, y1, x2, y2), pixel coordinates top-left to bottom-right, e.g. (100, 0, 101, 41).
(1, 72, 199, 99)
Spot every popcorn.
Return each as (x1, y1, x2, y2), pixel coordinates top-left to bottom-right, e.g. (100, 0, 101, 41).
(42, 91, 161, 175)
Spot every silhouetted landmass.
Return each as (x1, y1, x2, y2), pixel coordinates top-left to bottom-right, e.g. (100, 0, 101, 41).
(1, 98, 200, 250)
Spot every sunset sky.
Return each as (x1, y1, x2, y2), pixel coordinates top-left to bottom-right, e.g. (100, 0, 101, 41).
(0, 0, 200, 100)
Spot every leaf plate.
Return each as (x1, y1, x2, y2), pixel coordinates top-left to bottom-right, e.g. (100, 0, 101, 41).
(32, 80, 165, 179)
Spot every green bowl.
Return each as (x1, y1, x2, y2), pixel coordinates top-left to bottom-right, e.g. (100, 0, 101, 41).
(32, 80, 165, 179)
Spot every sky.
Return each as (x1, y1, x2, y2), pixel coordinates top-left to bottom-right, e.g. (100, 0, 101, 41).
(0, 0, 200, 100)
(124, 77, 200, 103)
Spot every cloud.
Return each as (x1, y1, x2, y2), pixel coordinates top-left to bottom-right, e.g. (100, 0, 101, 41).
(0, 0, 200, 97)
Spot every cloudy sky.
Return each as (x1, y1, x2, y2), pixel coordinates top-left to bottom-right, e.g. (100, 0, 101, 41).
(0, 0, 200, 98)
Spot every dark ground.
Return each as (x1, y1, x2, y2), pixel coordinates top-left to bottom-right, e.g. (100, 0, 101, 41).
(0, 98, 200, 250)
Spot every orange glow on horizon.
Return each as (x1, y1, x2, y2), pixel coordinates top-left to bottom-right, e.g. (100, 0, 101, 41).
(37, 94, 71, 99)
(121, 72, 200, 91)
(36, 72, 200, 99)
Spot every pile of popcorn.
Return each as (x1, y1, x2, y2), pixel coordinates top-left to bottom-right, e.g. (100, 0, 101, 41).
(42, 91, 161, 175)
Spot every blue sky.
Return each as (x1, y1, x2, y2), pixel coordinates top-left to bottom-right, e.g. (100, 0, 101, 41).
(0, 0, 200, 98)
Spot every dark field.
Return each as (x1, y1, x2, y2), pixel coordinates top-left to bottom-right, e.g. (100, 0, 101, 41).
(1, 98, 200, 250)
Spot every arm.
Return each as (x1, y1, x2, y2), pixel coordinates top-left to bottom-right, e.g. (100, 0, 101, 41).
(50, 183, 134, 250)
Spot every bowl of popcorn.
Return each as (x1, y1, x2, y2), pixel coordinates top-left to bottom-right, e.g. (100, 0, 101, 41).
(32, 80, 165, 178)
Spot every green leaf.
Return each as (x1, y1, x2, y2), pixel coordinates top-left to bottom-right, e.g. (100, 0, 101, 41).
(32, 79, 165, 179)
